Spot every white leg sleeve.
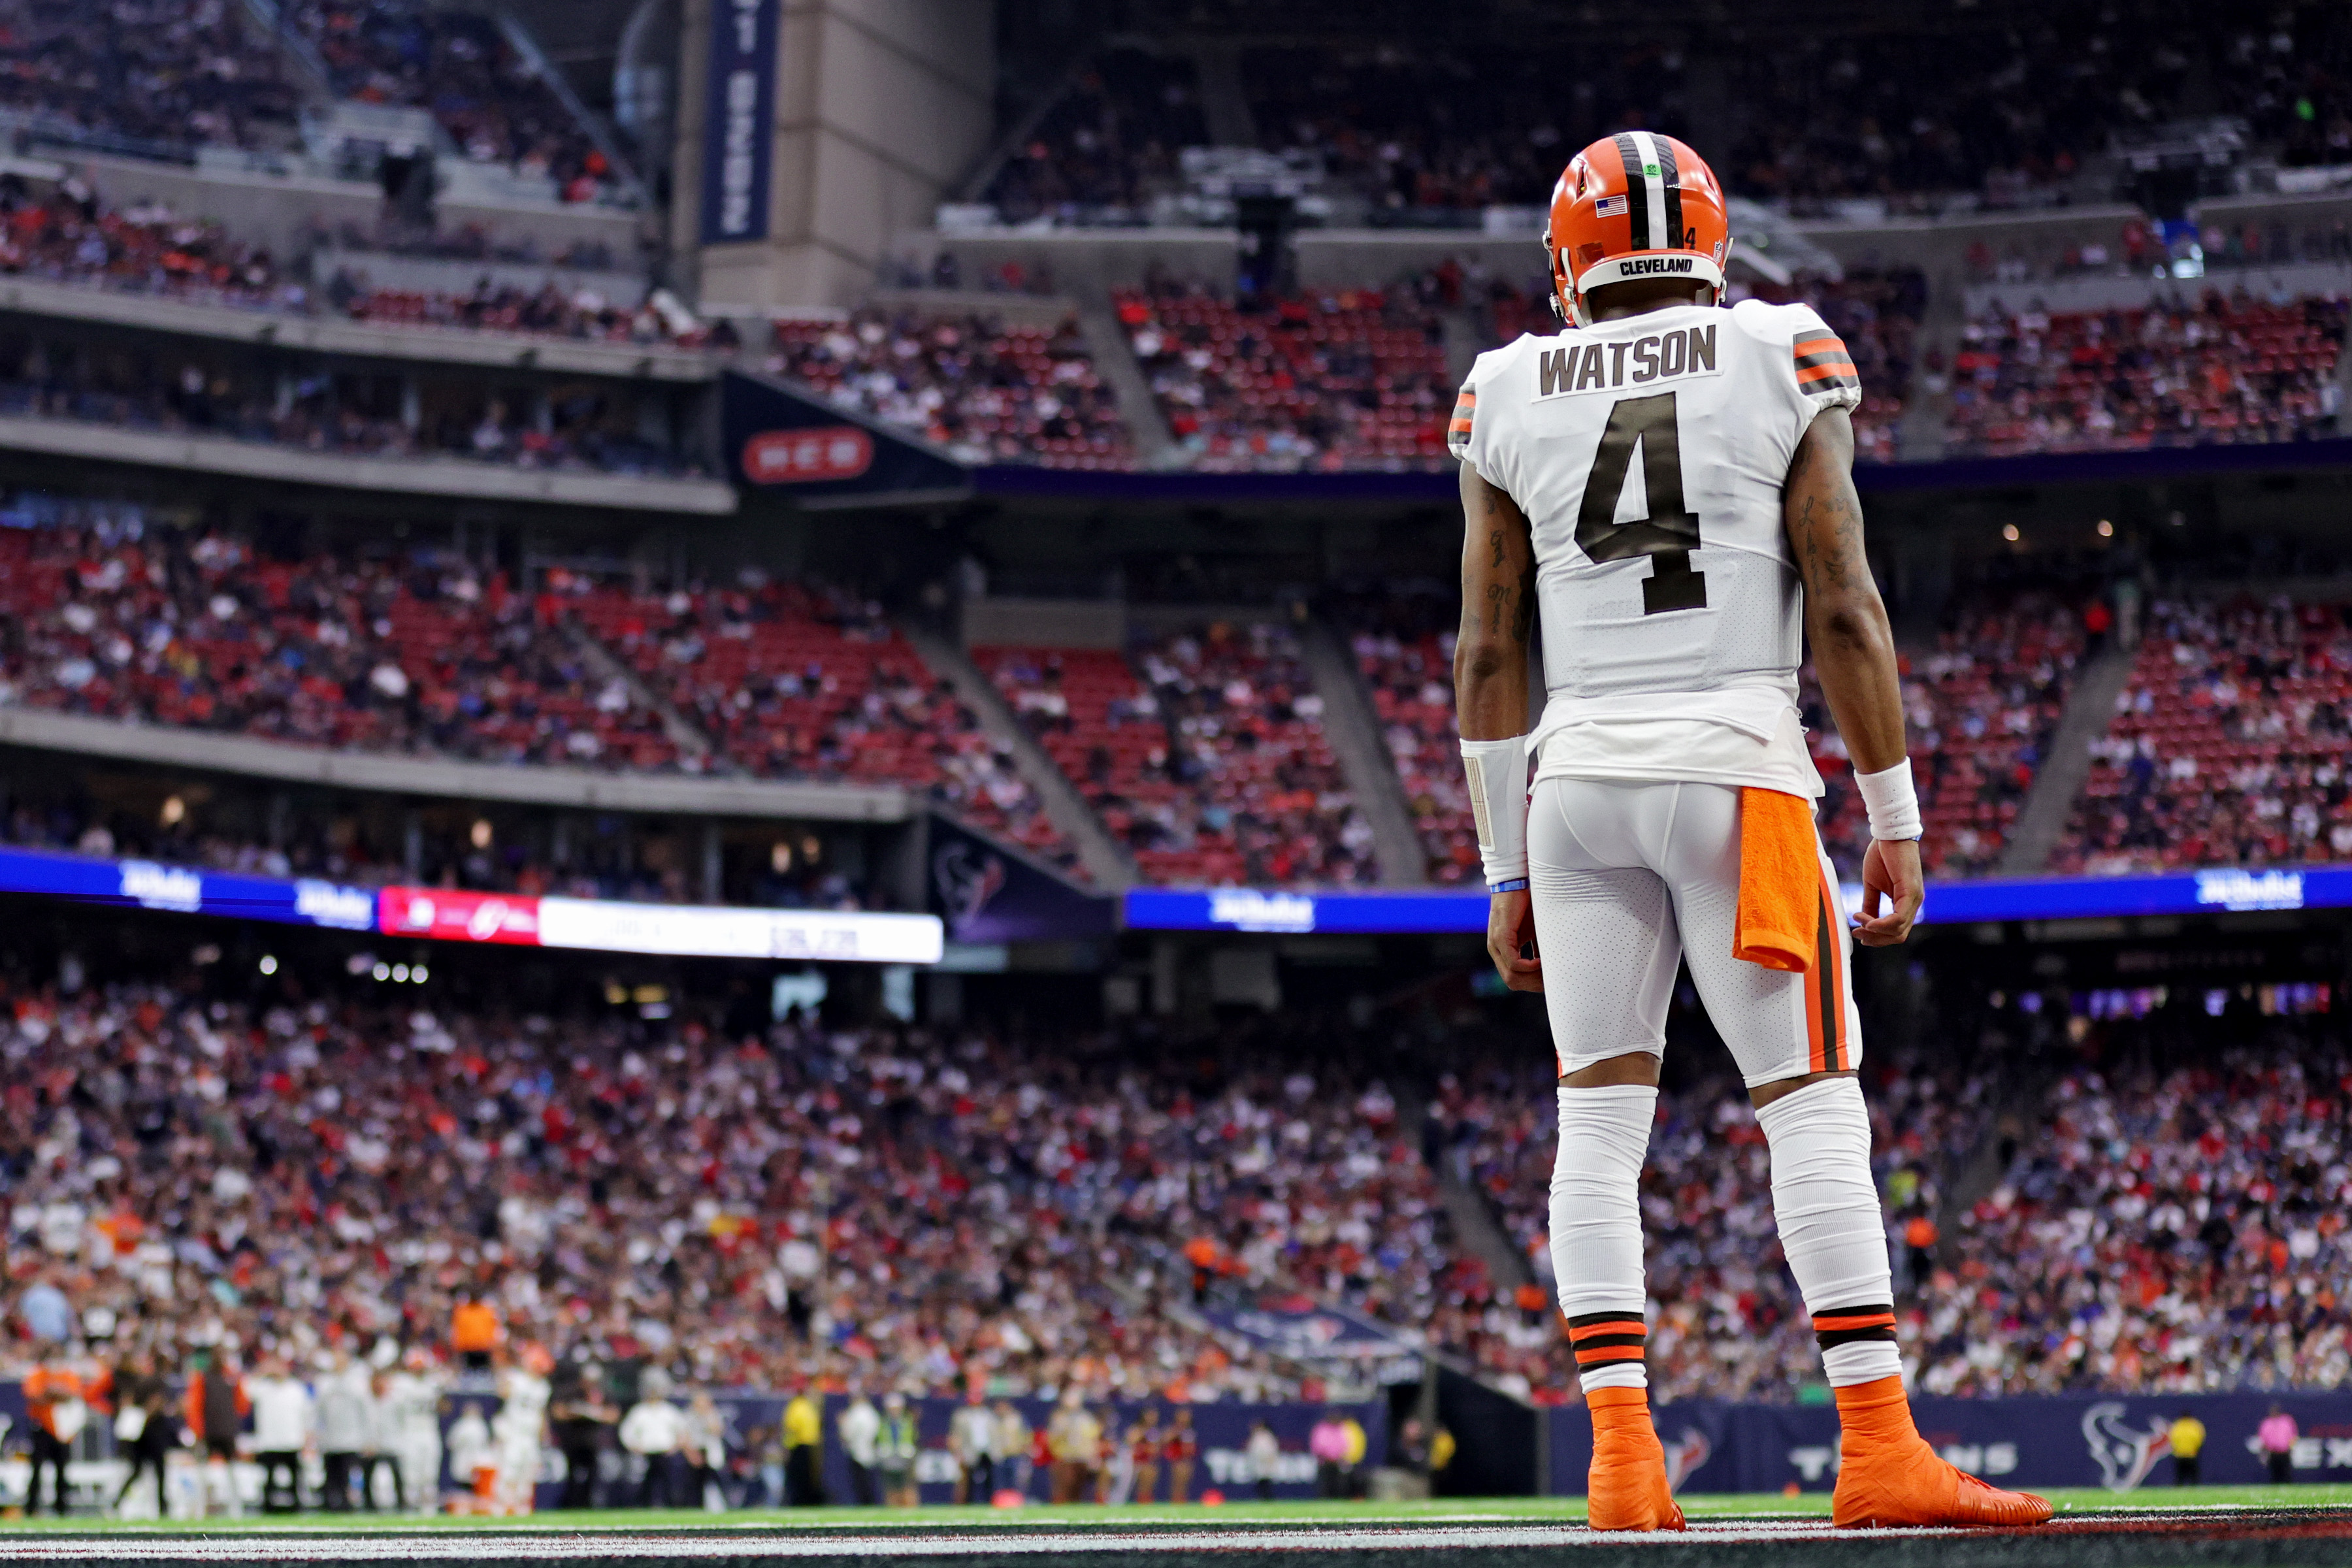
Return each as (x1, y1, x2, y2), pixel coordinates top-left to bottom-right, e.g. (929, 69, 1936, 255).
(1755, 1076, 1903, 1386)
(1550, 1084, 1656, 1392)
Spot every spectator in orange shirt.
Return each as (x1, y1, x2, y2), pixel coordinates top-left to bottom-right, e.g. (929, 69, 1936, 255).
(1903, 1213, 1940, 1288)
(184, 1347, 253, 1515)
(24, 1356, 102, 1514)
(451, 1295, 501, 1373)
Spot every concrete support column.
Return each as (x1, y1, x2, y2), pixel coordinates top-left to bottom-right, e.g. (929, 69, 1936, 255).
(677, 0, 996, 311)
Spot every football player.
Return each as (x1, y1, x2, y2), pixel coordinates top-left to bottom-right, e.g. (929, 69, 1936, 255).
(1450, 131, 2049, 1532)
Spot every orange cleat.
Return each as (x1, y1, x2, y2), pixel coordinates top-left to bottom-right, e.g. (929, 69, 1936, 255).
(1584, 1386, 1686, 1532)
(1829, 1377, 2052, 1529)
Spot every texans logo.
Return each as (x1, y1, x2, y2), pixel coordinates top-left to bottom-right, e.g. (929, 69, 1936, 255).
(2082, 1401, 2171, 1493)
(932, 841, 1008, 936)
(1662, 1427, 1712, 1492)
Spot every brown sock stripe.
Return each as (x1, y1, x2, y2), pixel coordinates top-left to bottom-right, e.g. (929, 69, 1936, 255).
(1814, 1303, 1898, 1348)
(1567, 1312, 1647, 1367)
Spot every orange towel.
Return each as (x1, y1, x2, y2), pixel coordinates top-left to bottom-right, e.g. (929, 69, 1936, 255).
(1735, 787, 1818, 973)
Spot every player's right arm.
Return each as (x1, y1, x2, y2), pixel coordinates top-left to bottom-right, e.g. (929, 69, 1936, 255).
(1454, 459, 1543, 992)
(1782, 404, 1922, 946)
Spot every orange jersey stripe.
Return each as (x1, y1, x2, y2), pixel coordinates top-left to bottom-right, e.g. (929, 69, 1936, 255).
(1793, 336, 1846, 357)
(1796, 361, 1860, 385)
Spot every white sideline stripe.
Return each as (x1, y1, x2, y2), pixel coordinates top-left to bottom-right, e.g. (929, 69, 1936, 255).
(0, 1522, 1953, 1560)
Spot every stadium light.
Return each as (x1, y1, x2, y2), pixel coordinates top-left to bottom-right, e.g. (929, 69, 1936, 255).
(258, 955, 278, 975)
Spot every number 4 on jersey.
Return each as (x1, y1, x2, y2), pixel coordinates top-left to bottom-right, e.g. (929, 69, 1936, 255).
(1575, 391, 1707, 614)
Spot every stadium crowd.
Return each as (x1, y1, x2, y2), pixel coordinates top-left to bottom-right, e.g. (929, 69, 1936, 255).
(762, 311, 1131, 472)
(2065, 595, 2352, 875)
(981, 622, 1376, 887)
(0, 507, 1074, 872)
(1118, 282, 1452, 472)
(9, 954, 2342, 1445)
(1329, 588, 1472, 884)
(0, 0, 301, 155)
(564, 577, 1073, 871)
(975, 7, 2352, 220)
(981, 47, 1207, 224)
(0, 517, 681, 768)
(0, 0, 612, 196)
(0, 179, 700, 348)
(0, 981, 1463, 1414)
(0, 342, 695, 479)
(1813, 587, 2088, 879)
(285, 0, 612, 197)
(1944, 294, 2347, 458)
(1137, 623, 1369, 887)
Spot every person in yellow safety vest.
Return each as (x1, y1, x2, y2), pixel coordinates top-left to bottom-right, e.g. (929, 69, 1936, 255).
(2169, 1411, 2206, 1486)
(783, 1384, 825, 1506)
(877, 1392, 920, 1509)
(1339, 1415, 1368, 1500)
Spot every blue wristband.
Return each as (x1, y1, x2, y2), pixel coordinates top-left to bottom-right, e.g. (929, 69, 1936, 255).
(1488, 877, 1529, 894)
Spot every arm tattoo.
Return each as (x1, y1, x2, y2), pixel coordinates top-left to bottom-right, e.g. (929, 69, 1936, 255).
(1463, 474, 1537, 646)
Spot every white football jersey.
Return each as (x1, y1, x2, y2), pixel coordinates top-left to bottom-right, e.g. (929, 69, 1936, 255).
(1451, 299, 1863, 796)
(385, 1371, 445, 1440)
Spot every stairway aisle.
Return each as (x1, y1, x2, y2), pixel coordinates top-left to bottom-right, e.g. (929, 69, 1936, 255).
(1995, 643, 2138, 874)
(900, 621, 1135, 890)
(1298, 617, 1430, 887)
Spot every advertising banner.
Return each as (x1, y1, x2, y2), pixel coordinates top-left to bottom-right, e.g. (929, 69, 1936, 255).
(536, 897, 944, 965)
(377, 886, 544, 945)
(1123, 865, 2352, 936)
(928, 814, 1112, 943)
(697, 0, 778, 244)
(761, 1394, 1386, 1505)
(1550, 1391, 2352, 1495)
(721, 370, 972, 504)
(0, 843, 943, 964)
(0, 845, 374, 930)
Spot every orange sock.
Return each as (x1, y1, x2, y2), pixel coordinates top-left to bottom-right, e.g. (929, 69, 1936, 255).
(1585, 1387, 1684, 1533)
(1833, 1374, 1918, 1446)
(1831, 1377, 2050, 1529)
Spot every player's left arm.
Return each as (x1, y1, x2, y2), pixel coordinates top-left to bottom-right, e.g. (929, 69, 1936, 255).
(1454, 461, 1542, 992)
(1784, 404, 1921, 946)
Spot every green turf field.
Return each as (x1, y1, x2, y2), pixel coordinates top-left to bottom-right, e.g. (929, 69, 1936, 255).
(5, 1486, 2349, 1531)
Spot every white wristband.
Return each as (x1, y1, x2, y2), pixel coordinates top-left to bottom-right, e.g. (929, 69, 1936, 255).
(1855, 757, 1922, 841)
(1460, 734, 1530, 885)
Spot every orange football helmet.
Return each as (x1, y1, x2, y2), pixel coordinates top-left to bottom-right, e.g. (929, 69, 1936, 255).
(1544, 131, 1732, 328)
